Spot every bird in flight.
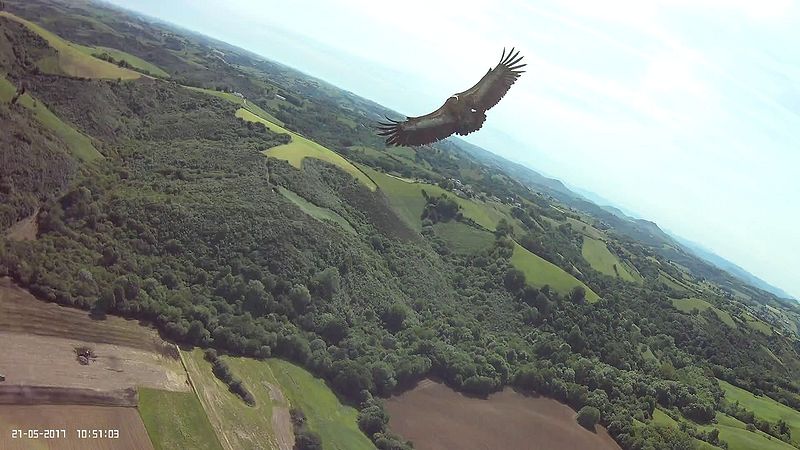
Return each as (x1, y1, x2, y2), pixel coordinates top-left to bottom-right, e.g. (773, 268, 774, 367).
(377, 48, 525, 147)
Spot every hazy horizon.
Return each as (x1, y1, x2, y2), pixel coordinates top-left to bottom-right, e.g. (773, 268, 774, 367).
(111, 0, 800, 299)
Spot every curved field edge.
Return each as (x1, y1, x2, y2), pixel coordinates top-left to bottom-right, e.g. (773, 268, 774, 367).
(0, 75, 102, 161)
(511, 242, 600, 301)
(138, 387, 223, 450)
(277, 186, 356, 234)
(1, 12, 140, 80)
(359, 164, 511, 231)
(582, 237, 637, 282)
(235, 108, 377, 191)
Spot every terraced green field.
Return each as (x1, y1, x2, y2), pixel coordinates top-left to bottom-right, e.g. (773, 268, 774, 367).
(264, 359, 375, 450)
(278, 186, 356, 234)
(672, 298, 736, 328)
(359, 165, 508, 231)
(719, 379, 800, 444)
(138, 388, 222, 450)
(236, 109, 376, 191)
(1, 12, 140, 79)
(510, 242, 600, 301)
(582, 237, 637, 281)
(0, 76, 102, 161)
(433, 221, 495, 254)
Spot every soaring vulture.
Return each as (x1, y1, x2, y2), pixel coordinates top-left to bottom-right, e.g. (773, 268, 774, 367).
(377, 48, 525, 147)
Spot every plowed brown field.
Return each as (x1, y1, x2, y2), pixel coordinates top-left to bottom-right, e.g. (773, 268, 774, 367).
(385, 380, 621, 450)
(0, 405, 153, 450)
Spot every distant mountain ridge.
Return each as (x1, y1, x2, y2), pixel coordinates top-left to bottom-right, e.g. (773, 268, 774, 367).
(451, 138, 796, 303)
(669, 234, 796, 301)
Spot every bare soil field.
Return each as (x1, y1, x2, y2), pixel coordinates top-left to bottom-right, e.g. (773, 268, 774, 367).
(0, 386, 137, 406)
(0, 404, 153, 450)
(0, 331, 188, 393)
(0, 277, 175, 355)
(0, 279, 189, 393)
(385, 380, 621, 450)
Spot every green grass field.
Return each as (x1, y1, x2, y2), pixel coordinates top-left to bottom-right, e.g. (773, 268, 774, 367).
(640, 343, 658, 362)
(433, 221, 495, 254)
(672, 298, 736, 328)
(359, 164, 508, 231)
(138, 388, 223, 450)
(707, 413, 796, 450)
(1, 76, 102, 161)
(581, 237, 637, 281)
(181, 350, 373, 450)
(650, 408, 795, 450)
(182, 349, 285, 450)
(349, 145, 438, 178)
(186, 86, 283, 125)
(510, 242, 600, 301)
(264, 359, 375, 450)
(566, 217, 605, 240)
(742, 312, 773, 335)
(278, 186, 356, 234)
(658, 271, 695, 295)
(719, 379, 800, 444)
(76, 45, 170, 77)
(1, 12, 140, 79)
(235, 109, 377, 191)
(642, 410, 718, 449)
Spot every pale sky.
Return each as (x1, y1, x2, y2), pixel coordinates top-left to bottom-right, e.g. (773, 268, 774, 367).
(111, 0, 800, 299)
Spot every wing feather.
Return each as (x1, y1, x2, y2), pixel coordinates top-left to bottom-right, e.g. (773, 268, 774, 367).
(376, 104, 459, 147)
(457, 47, 525, 111)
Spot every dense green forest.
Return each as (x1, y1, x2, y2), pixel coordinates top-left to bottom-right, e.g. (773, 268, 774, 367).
(2, 1, 800, 449)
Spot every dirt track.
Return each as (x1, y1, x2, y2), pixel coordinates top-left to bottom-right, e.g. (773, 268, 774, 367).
(0, 404, 154, 450)
(266, 382, 294, 450)
(385, 380, 621, 450)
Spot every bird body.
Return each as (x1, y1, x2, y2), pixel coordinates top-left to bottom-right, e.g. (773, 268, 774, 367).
(377, 48, 525, 146)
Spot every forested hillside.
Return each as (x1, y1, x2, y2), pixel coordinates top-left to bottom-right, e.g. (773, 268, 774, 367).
(2, 1, 800, 449)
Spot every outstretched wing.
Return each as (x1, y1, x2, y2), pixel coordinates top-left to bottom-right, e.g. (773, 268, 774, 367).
(376, 105, 459, 147)
(457, 48, 525, 111)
